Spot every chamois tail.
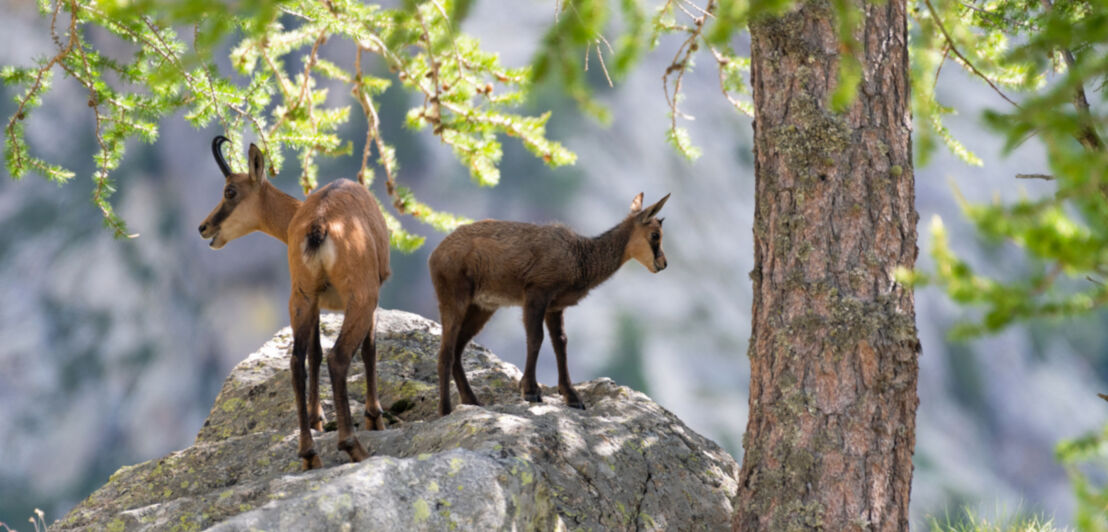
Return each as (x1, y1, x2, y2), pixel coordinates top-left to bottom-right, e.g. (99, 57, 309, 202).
(304, 220, 328, 255)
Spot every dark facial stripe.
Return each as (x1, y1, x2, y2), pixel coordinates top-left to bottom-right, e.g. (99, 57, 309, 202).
(207, 201, 236, 228)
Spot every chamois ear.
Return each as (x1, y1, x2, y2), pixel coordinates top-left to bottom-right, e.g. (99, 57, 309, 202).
(629, 192, 644, 214)
(638, 193, 670, 223)
(248, 143, 266, 184)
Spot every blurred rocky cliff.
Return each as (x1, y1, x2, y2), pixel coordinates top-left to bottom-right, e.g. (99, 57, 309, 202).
(0, 0, 1106, 528)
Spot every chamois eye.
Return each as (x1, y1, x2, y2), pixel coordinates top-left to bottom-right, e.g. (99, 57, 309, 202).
(224, 187, 236, 200)
(651, 232, 660, 242)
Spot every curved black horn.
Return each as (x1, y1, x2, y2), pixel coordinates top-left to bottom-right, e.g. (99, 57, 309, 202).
(212, 135, 233, 177)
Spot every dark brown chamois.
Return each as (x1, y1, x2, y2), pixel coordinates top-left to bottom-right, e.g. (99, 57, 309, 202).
(198, 136, 390, 470)
(429, 193, 670, 416)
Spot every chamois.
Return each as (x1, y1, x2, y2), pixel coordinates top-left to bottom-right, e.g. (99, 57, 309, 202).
(429, 192, 670, 416)
(198, 136, 391, 470)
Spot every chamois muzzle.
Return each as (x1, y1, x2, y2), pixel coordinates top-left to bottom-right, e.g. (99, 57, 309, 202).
(654, 254, 667, 272)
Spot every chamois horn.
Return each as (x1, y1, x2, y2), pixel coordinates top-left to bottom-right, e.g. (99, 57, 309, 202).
(212, 135, 233, 177)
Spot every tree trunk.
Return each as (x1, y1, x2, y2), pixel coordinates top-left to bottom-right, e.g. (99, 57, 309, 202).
(734, 1, 920, 530)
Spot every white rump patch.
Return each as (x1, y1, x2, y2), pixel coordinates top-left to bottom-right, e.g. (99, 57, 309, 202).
(300, 237, 337, 273)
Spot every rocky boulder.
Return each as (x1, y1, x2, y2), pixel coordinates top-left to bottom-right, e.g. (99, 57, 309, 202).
(54, 310, 738, 531)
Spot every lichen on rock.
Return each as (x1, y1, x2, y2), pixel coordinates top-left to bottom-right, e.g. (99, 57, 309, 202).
(54, 310, 738, 531)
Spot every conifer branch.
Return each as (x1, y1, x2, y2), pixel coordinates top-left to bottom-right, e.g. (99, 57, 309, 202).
(924, 0, 1021, 109)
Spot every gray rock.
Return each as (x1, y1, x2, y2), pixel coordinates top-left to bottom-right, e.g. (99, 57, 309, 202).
(53, 310, 738, 531)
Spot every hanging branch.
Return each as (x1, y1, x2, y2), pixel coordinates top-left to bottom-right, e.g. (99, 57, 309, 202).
(923, 0, 1021, 109)
(1039, 0, 1103, 152)
(661, 0, 715, 161)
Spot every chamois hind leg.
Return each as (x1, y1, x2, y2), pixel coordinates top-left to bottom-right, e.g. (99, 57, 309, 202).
(434, 273, 472, 417)
(361, 310, 386, 430)
(289, 293, 323, 470)
(308, 323, 325, 431)
(436, 305, 464, 417)
(520, 294, 549, 403)
(452, 305, 494, 406)
(328, 297, 374, 463)
(546, 310, 584, 410)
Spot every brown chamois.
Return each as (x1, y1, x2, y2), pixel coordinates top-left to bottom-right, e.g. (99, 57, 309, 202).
(198, 136, 391, 470)
(429, 192, 670, 416)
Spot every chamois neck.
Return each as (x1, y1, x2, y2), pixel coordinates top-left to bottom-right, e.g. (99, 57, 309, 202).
(258, 182, 302, 245)
(581, 218, 635, 288)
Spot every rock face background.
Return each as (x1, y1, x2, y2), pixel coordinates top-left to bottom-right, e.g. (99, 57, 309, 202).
(54, 310, 738, 531)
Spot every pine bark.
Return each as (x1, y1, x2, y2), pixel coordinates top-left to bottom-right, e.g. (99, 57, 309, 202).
(733, 1, 920, 530)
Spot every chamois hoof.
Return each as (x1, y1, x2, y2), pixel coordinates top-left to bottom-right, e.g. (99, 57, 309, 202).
(566, 400, 586, 410)
(300, 451, 323, 471)
(364, 411, 386, 431)
(523, 391, 543, 403)
(338, 438, 370, 462)
(459, 394, 483, 406)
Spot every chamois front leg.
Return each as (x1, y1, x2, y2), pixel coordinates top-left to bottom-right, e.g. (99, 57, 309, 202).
(361, 311, 385, 431)
(308, 323, 325, 431)
(520, 294, 549, 403)
(545, 310, 584, 410)
(328, 296, 374, 463)
(289, 294, 323, 470)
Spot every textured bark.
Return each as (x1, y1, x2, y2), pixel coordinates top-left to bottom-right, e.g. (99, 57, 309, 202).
(733, 1, 920, 531)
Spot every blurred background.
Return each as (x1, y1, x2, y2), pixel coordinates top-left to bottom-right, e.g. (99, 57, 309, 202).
(1, 0, 1106, 528)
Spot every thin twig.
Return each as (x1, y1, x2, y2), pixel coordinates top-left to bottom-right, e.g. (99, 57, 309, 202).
(1032, 263, 1063, 295)
(352, 44, 401, 210)
(413, 2, 451, 186)
(663, 0, 715, 136)
(561, 0, 618, 89)
(1039, 0, 1102, 151)
(681, 0, 715, 18)
(933, 44, 950, 91)
(1015, 173, 1055, 180)
(675, 0, 698, 20)
(924, 0, 1021, 109)
(594, 40, 614, 87)
(429, 0, 472, 83)
(708, 45, 752, 116)
(6, 0, 79, 175)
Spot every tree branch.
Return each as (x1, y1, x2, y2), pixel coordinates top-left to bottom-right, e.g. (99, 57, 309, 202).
(1039, 0, 1103, 151)
(924, 0, 1021, 109)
